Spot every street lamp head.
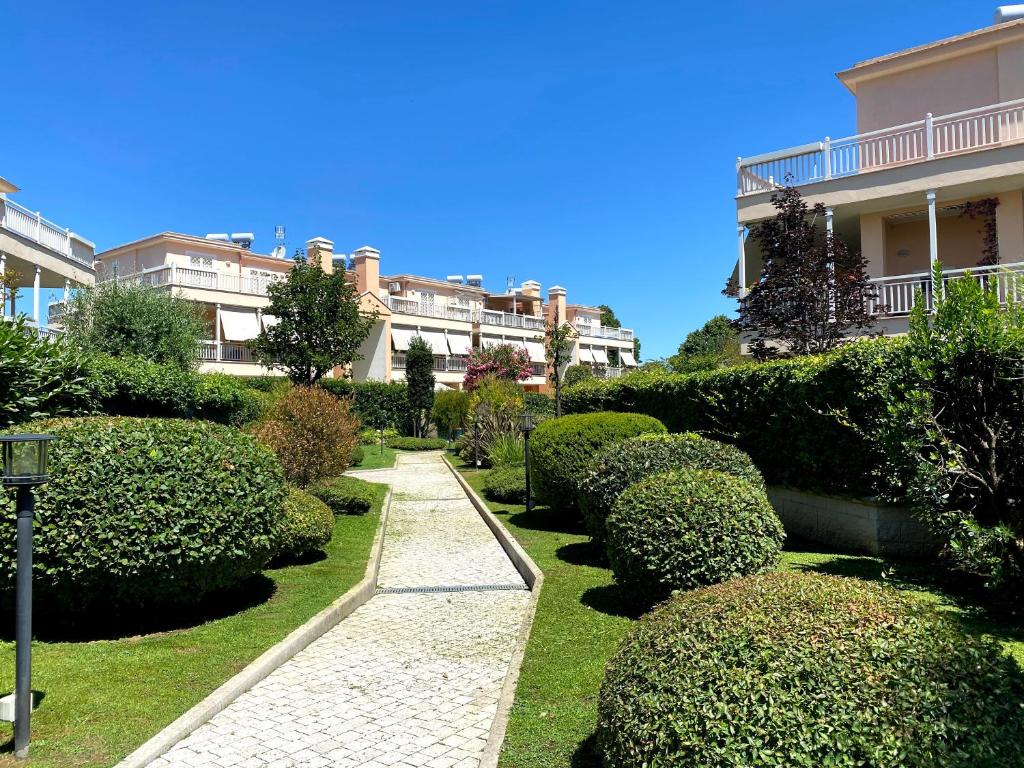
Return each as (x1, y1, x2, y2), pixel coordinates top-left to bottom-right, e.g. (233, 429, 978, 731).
(519, 411, 536, 434)
(0, 435, 54, 488)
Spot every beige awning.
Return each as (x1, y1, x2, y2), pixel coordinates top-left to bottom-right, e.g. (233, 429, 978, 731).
(481, 335, 503, 349)
(592, 347, 609, 365)
(524, 340, 546, 362)
(392, 327, 416, 351)
(415, 330, 448, 354)
(578, 346, 594, 363)
(620, 350, 637, 367)
(220, 309, 260, 341)
(261, 314, 279, 330)
(447, 331, 473, 355)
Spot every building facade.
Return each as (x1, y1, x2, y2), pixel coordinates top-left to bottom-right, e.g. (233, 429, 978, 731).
(93, 233, 638, 387)
(734, 14, 1024, 337)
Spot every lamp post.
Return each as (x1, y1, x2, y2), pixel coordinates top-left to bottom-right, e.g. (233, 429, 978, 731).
(474, 404, 491, 469)
(519, 411, 536, 512)
(1, 434, 54, 760)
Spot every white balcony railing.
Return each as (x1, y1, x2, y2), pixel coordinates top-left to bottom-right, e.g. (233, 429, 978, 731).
(391, 352, 470, 372)
(476, 309, 546, 331)
(737, 98, 1024, 196)
(575, 323, 634, 341)
(200, 340, 259, 363)
(383, 296, 474, 322)
(103, 265, 285, 297)
(0, 197, 93, 267)
(868, 262, 1024, 316)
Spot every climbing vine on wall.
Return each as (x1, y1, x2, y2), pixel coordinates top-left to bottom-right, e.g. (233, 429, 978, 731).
(958, 198, 1000, 267)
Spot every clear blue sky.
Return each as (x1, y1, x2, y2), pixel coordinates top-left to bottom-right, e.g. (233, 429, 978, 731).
(5, 1, 993, 358)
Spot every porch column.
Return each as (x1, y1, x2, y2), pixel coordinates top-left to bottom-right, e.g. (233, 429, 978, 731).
(32, 266, 41, 323)
(927, 190, 939, 303)
(63, 279, 70, 305)
(0, 253, 6, 319)
(736, 224, 747, 298)
(825, 207, 834, 235)
(825, 207, 835, 319)
(215, 303, 222, 361)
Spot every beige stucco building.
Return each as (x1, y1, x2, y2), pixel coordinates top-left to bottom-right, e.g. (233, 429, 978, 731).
(735, 13, 1024, 335)
(1, 174, 95, 334)
(93, 233, 637, 387)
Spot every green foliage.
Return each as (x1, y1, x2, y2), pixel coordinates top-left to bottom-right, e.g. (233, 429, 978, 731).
(530, 412, 666, 513)
(254, 385, 360, 487)
(580, 433, 764, 544)
(251, 251, 376, 383)
(544, 317, 575, 416)
(487, 433, 525, 467)
(432, 389, 470, 439)
(606, 469, 783, 598)
(85, 353, 265, 426)
(562, 364, 593, 388)
(668, 314, 742, 373)
(482, 466, 528, 504)
(359, 426, 400, 445)
(274, 488, 334, 560)
(457, 376, 525, 466)
(320, 379, 409, 433)
(523, 392, 555, 418)
(63, 281, 207, 370)
(387, 436, 447, 450)
(405, 336, 436, 436)
(351, 444, 364, 465)
(564, 338, 905, 499)
(0, 317, 93, 428)
(0, 417, 286, 613)
(597, 572, 1024, 768)
(310, 475, 379, 516)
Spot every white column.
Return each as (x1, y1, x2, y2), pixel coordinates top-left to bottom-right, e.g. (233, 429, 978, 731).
(825, 207, 834, 235)
(927, 189, 939, 304)
(33, 266, 41, 323)
(737, 224, 747, 298)
(215, 303, 222, 361)
(0, 253, 6, 319)
(63, 279, 71, 304)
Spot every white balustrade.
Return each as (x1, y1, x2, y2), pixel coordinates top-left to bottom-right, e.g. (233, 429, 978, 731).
(868, 262, 1024, 316)
(476, 308, 546, 330)
(384, 295, 474, 322)
(0, 197, 92, 266)
(103, 266, 284, 297)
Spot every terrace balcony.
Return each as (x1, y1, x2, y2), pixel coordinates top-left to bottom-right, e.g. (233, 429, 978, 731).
(383, 296, 474, 323)
(1, 196, 94, 268)
(102, 265, 284, 297)
(391, 352, 471, 372)
(736, 98, 1024, 197)
(868, 261, 1024, 316)
(574, 322, 634, 342)
(476, 308, 546, 331)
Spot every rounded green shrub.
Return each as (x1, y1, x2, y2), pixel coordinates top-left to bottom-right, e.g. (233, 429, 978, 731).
(311, 475, 380, 516)
(530, 412, 666, 513)
(274, 488, 335, 560)
(482, 466, 527, 504)
(388, 436, 447, 450)
(597, 572, 1024, 768)
(351, 444, 365, 466)
(606, 469, 782, 597)
(580, 433, 764, 544)
(0, 417, 286, 612)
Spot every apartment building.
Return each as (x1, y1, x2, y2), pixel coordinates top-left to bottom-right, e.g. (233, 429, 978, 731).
(93, 233, 638, 387)
(1, 175, 95, 336)
(734, 9, 1024, 336)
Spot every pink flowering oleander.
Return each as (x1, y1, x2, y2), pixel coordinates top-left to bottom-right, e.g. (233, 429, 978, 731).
(464, 343, 534, 389)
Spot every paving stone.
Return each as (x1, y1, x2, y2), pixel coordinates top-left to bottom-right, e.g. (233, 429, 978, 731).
(149, 451, 529, 768)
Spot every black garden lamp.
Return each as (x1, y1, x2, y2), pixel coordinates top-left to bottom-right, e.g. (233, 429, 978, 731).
(519, 411, 536, 512)
(1, 434, 54, 759)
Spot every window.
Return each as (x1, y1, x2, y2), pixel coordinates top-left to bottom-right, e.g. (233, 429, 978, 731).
(420, 290, 436, 303)
(186, 251, 214, 268)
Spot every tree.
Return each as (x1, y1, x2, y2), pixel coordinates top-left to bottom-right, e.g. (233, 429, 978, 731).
(63, 281, 206, 369)
(601, 303, 642, 365)
(668, 314, 742, 373)
(732, 186, 878, 359)
(1, 267, 21, 318)
(563, 364, 593, 387)
(405, 336, 435, 437)
(252, 248, 376, 384)
(464, 343, 531, 390)
(432, 389, 470, 440)
(543, 311, 575, 417)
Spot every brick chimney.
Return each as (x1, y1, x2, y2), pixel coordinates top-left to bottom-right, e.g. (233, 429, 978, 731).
(306, 237, 335, 274)
(547, 285, 567, 324)
(352, 246, 381, 294)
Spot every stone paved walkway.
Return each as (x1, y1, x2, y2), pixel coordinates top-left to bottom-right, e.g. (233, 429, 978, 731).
(149, 452, 531, 768)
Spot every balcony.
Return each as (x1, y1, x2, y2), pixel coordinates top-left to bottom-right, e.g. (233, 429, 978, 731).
(868, 261, 1024, 316)
(200, 340, 259, 363)
(476, 309, 546, 331)
(103, 265, 285, 297)
(575, 323, 634, 341)
(529, 362, 546, 377)
(383, 296, 473, 323)
(0, 197, 93, 267)
(391, 352, 470, 372)
(592, 366, 624, 379)
(737, 98, 1024, 197)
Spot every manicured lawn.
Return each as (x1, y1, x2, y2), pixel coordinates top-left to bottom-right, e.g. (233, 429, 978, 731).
(0, 483, 387, 768)
(456, 462, 1024, 768)
(353, 445, 397, 470)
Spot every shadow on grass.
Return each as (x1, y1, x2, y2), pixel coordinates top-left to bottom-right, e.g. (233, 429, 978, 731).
(570, 733, 602, 768)
(507, 508, 586, 536)
(580, 583, 649, 620)
(2, 573, 278, 643)
(555, 540, 607, 568)
(265, 549, 329, 570)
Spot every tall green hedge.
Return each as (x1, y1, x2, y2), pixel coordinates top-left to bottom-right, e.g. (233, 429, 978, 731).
(318, 379, 410, 432)
(564, 339, 902, 499)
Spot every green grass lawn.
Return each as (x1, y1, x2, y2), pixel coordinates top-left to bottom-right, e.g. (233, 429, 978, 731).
(0, 483, 387, 768)
(455, 462, 1024, 768)
(353, 445, 397, 470)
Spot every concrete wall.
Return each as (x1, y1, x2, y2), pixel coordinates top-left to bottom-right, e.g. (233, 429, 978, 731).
(768, 486, 940, 558)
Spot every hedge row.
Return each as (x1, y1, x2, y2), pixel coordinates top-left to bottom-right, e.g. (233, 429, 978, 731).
(318, 380, 410, 431)
(564, 339, 902, 499)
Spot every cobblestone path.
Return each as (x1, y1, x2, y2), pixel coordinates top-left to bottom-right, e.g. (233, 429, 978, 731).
(149, 451, 530, 768)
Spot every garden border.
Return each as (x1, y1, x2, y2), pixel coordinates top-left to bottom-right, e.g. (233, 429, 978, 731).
(112, 486, 394, 768)
(442, 454, 544, 768)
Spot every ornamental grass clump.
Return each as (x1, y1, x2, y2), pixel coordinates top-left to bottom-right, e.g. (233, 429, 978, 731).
(597, 572, 1024, 768)
(605, 468, 782, 598)
(580, 432, 764, 544)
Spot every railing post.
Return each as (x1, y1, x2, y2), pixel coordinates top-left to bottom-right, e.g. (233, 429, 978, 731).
(736, 156, 743, 196)
(925, 113, 934, 159)
(35, 212, 41, 243)
(823, 137, 832, 179)
(65, 228, 71, 257)
(170, 263, 177, 286)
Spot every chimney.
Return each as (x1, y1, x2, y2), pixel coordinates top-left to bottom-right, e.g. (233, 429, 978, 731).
(306, 237, 335, 274)
(521, 280, 541, 297)
(547, 285, 567, 324)
(352, 246, 381, 294)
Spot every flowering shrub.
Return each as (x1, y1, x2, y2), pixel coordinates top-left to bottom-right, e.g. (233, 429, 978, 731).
(464, 343, 531, 390)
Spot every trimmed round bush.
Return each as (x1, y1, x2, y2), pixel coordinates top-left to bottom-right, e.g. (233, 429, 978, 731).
(482, 466, 527, 504)
(597, 572, 1024, 768)
(351, 444, 365, 466)
(580, 433, 764, 544)
(311, 475, 379, 516)
(606, 469, 783, 597)
(388, 436, 447, 450)
(530, 412, 666, 512)
(0, 417, 286, 613)
(274, 488, 335, 560)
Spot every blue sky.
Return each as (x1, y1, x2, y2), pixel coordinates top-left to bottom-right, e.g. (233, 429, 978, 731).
(5, 1, 993, 358)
